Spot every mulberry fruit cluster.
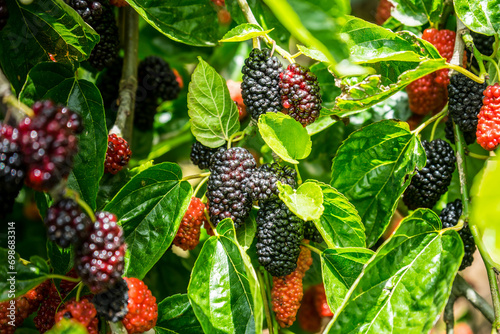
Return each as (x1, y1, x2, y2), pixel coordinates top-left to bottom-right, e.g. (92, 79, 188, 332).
(64, 0, 103, 25)
(244, 163, 296, 202)
(0, 125, 26, 217)
(97, 57, 123, 112)
(467, 32, 495, 69)
(135, 56, 180, 130)
(75, 211, 126, 293)
(298, 284, 333, 332)
(92, 277, 129, 322)
(0, 0, 8, 30)
(207, 147, 256, 228)
(18, 100, 83, 191)
(444, 118, 476, 145)
(403, 139, 456, 210)
(122, 277, 158, 334)
(280, 63, 322, 126)
(256, 199, 305, 277)
(173, 197, 207, 251)
(55, 298, 99, 334)
(440, 199, 476, 270)
(190, 140, 225, 170)
(375, 0, 393, 25)
(406, 29, 455, 115)
(105, 134, 132, 174)
(241, 48, 283, 120)
(304, 221, 323, 244)
(272, 246, 312, 328)
(87, 4, 119, 70)
(477, 83, 500, 150)
(44, 198, 92, 248)
(448, 73, 486, 134)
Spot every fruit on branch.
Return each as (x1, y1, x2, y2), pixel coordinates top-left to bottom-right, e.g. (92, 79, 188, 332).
(0, 0, 9, 30)
(256, 198, 305, 277)
(440, 199, 476, 270)
(34, 293, 62, 333)
(97, 57, 123, 111)
(207, 147, 256, 228)
(0, 125, 26, 218)
(190, 140, 225, 170)
(64, 0, 103, 26)
(54, 298, 98, 334)
(109, 0, 128, 7)
(280, 63, 322, 126)
(403, 139, 456, 210)
(448, 73, 486, 134)
(477, 83, 500, 150)
(92, 277, 129, 322)
(272, 245, 312, 328)
(105, 134, 132, 174)
(19, 100, 83, 191)
(173, 197, 207, 251)
(244, 163, 296, 202)
(298, 285, 322, 332)
(122, 277, 158, 334)
(75, 211, 126, 293)
(375, 0, 393, 25)
(45, 198, 92, 248)
(444, 118, 476, 145)
(406, 29, 455, 115)
(466, 32, 495, 69)
(227, 80, 247, 120)
(314, 284, 333, 317)
(60, 269, 80, 295)
(241, 48, 283, 121)
(304, 221, 323, 244)
(87, 3, 119, 70)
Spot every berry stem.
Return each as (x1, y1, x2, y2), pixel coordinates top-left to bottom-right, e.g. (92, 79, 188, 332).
(429, 111, 447, 142)
(300, 242, 322, 255)
(294, 164, 302, 185)
(75, 282, 83, 302)
(193, 176, 209, 198)
(46, 274, 81, 283)
(182, 172, 210, 181)
(447, 64, 485, 84)
(228, 131, 244, 149)
(412, 105, 448, 135)
(444, 292, 456, 333)
(203, 209, 219, 237)
(466, 151, 490, 160)
(453, 274, 495, 323)
(483, 56, 500, 81)
(111, 6, 139, 142)
(0, 68, 34, 123)
(256, 269, 275, 334)
(65, 188, 96, 223)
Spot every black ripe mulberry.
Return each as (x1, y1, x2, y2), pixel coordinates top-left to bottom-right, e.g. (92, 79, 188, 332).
(403, 139, 456, 210)
(256, 198, 305, 277)
(0, 0, 9, 30)
(190, 140, 225, 170)
(244, 163, 296, 202)
(280, 63, 322, 126)
(448, 73, 486, 133)
(97, 57, 123, 111)
(207, 147, 256, 228)
(92, 277, 129, 322)
(45, 198, 92, 248)
(444, 118, 476, 145)
(64, 0, 104, 26)
(467, 32, 495, 69)
(241, 48, 283, 120)
(0, 125, 25, 218)
(87, 4, 119, 70)
(304, 221, 323, 244)
(75, 211, 126, 293)
(19, 100, 83, 192)
(440, 199, 476, 270)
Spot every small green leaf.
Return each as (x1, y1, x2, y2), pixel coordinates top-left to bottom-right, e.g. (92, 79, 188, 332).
(297, 45, 329, 63)
(104, 162, 192, 279)
(389, 0, 444, 27)
(277, 181, 324, 221)
(258, 113, 312, 164)
(0, 248, 50, 301)
(322, 247, 373, 313)
(188, 57, 240, 148)
(220, 24, 273, 42)
(0, 0, 99, 92)
(188, 219, 261, 334)
(46, 241, 74, 276)
(236, 209, 257, 250)
(312, 181, 365, 248)
(47, 319, 87, 334)
(454, 0, 500, 35)
(324, 209, 463, 333)
(331, 120, 426, 246)
(156, 294, 202, 334)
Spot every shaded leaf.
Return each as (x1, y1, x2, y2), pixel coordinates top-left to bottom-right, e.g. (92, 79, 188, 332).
(156, 294, 202, 334)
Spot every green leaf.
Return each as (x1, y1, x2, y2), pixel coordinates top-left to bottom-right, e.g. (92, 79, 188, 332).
(454, 0, 500, 35)
(312, 181, 365, 248)
(156, 294, 202, 334)
(236, 209, 257, 250)
(322, 247, 373, 313)
(331, 120, 426, 246)
(104, 162, 192, 279)
(188, 57, 240, 148)
(19, 62, 107, 210)
(471, 155, 500, 266)
(47, 320, 87, 334)
(390, 0, 444, 27)
(258, 113, 312, 164)
(277, 181, 324, 221)
(220, 24, 272, 42)
(46, 241, 73, 276)
(125, 0, 224, 46)
(324, 209, 463, 333)
(297, 45, 329, 63)
(0, 0, 99, 92)
(0, 248, 50, 301)
(188, 219, 262, 334)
